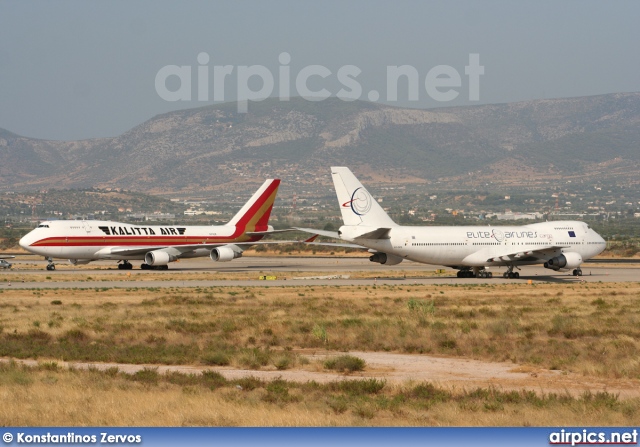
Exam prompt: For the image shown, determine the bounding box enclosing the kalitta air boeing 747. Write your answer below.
[20,179,282,271]
[297,167,607,278]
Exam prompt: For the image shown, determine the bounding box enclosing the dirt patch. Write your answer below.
[6,351,639,399]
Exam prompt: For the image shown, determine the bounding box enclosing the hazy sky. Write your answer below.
[1,0,639,140]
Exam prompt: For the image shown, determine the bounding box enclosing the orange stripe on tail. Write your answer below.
[228,179,281,234]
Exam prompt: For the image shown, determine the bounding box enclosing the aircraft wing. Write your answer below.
[293,227,370,249]
[245,229,295,236]
[303,241,367,249]
[485,245,568,263]
[293,227,341,239]
[97,241,303,258]
[294,227,392,240]
[297,234,366,249]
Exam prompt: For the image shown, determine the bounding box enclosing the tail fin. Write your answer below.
[228,179,281,232]
[331,167,397,227]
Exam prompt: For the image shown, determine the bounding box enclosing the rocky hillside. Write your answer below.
[1,93,639,193]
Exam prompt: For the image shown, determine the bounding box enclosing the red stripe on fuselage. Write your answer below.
[30,235,264,247]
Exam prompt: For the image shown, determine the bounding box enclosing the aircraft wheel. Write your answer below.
[514,272,520,278]
[457,271,462,278]
[503,272,508,278]
[576,269,582,276]
[46,264,55,271]
[488,272,493,278]
[161,265,169,270]
[507,272,514,279]
[141,264,149,270]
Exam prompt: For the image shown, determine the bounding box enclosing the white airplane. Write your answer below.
[19,179,283,271]
[297,167,607,278]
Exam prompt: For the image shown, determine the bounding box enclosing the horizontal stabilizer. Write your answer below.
[354,228,391,240]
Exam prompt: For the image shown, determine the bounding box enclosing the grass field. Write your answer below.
[0,360,637,426]
[1,281,639,425]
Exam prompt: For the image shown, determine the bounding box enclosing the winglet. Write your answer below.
[304,234,319,243]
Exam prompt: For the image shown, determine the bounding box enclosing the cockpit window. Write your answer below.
[37,224,50,228]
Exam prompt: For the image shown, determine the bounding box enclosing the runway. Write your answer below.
[1,256,638,289]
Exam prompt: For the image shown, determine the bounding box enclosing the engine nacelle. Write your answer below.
[145,250,175,266]
[544,252,583,271]
[68,259,92,265]
[210,246,242,262]
[369,252,403,265]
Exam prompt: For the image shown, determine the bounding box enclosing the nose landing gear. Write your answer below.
[45,258,56,271]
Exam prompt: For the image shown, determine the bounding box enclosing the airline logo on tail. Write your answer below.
[341,187,373,216]
[234,179,280,233]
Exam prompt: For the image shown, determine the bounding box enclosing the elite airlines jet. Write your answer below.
[20,179,282,271]
[297,167,607,278]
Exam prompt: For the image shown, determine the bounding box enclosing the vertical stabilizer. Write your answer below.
[228,179,281,232]
[331,167,397,227]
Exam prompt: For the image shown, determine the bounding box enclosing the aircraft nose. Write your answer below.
[19,233,32,250]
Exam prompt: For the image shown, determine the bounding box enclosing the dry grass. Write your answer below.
[2,281,640,426]
[1,282,640,379]
[0,361,637,426]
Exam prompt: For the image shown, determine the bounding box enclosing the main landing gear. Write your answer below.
[45,257,56,271]
[572,268,583,277]
[456,268,493,278]
[502,264,520,279]
[140,263,169,270]
[118,261,168,270]
[118,261,133,270]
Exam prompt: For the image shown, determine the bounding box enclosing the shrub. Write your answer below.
[202,352,231,366]
[328,378,386,395]
[59,329,90,343]
[238,348,271,369]
[410,383,451,403]
[326,395,349,414]
[129,368,159,385]
[324,355,366,373]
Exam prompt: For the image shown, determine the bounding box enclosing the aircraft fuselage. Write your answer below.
[340,220,606,267]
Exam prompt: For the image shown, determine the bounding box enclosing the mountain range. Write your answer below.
[1,93,639,194]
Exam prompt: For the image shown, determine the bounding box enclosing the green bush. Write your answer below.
[324,355,366,372]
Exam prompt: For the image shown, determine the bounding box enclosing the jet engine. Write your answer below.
[210,246,242,262]
[68,259,92,265]
[145,250,176,266]
[369,252,403,265]
[544,252,583,271]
